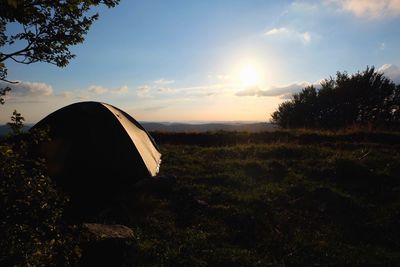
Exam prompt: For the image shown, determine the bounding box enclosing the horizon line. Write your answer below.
[1,120,269,126]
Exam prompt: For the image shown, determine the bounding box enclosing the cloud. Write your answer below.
[86,84,129,96]
[265,27,289,35]
[54,84,129,100]
[300,32,311,44]
[136,85,151,97]
[134,79,177,96]
[328,0,400,19]
[154,79,175,85]
[291,1,319,12]
[1,80,53,97]
[177,83,231,98]
[207,74,231,82]
[88,85,108,95]
[56,91,73,98]
[235,86,263,97]
[379,64,400,84]
[236,81,320,98]
[150,74,236,98]
[112,85,129,95]
[142,106,166,111]
[265,27,312,44]
[236,64,400,99]
[157,87,175,93]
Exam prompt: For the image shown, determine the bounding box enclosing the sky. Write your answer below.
[1,0,400,123]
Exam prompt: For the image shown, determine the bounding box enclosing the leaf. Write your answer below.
[7,0,18,8]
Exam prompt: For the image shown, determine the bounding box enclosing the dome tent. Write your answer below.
[32,101,161,215]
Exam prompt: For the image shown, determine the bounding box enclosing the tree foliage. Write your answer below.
[7,109,24,134]
[0,1,121,265]
[0,82,10,104]
[0,0,119,102]
[271,67,400,129]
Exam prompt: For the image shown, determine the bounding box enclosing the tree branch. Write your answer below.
[0,77,18,84]
[0,42,33,62]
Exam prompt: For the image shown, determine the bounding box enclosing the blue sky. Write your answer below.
[1,0,400,123]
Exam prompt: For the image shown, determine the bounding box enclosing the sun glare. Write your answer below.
[239,65,258,87]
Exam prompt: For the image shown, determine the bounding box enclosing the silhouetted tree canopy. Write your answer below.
[0,0,119,103]
[271,67,400,129]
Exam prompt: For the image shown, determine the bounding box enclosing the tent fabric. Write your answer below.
[101,103,161,176]
[32,101,162,214]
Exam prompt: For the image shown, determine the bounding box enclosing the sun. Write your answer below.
[239,65,258,87]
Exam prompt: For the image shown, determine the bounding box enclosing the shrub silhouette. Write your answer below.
[0,129,80,266]
[271,67,400,129]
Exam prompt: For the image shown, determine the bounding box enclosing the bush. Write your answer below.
[271,67,400,129]
[0,129,80,266]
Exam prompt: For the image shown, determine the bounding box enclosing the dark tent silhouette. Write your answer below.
[32,101,162,216]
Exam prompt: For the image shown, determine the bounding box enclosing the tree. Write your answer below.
[271,67,400,129]
[0,1,121,265]
[7,109,24,134]
[0,0,120,103]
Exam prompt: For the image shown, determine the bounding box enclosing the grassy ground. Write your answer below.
[100,130,400,266]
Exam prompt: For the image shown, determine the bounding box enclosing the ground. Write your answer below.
[95,130,400,267]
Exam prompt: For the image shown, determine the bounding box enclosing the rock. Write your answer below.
[80,224,135,267]
[82,223,134,240]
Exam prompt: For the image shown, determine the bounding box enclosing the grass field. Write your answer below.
[96,130,400,266]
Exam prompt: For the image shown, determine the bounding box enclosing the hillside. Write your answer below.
[0,122,273,137]
[0,124,32,136]
[141,122,275,133]
[92,129,400,266]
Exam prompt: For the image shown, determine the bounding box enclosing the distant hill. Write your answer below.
[141,122,275,133]
[0,124,32,137]
[0,122,275,137]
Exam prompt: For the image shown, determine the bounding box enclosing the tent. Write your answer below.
[32,101,162,214]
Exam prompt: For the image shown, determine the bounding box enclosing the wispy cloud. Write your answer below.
[236,63,400,99]
[145,83,226,98]
[112,85,129,95]
[328,0,400,19]
[379,64,400,84]
[134,78,178,97]
[207,74,232,82]
[88,85,108,95]
[300,32,311,44]
[136,85,151,97]
[0,80,55,104]
[56,91,73,98]
[142,105,167,112]
[87,84,129,96]
[138,77,232,98]
[177,83,233,98]
[265,27,313,44]
[236,81,321,98]
[291,1,319,13]
[157,87,175,93]
[55,84,130,100]
[1,80,53,97]
[154,79,175,85]
[265,27,290,36]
